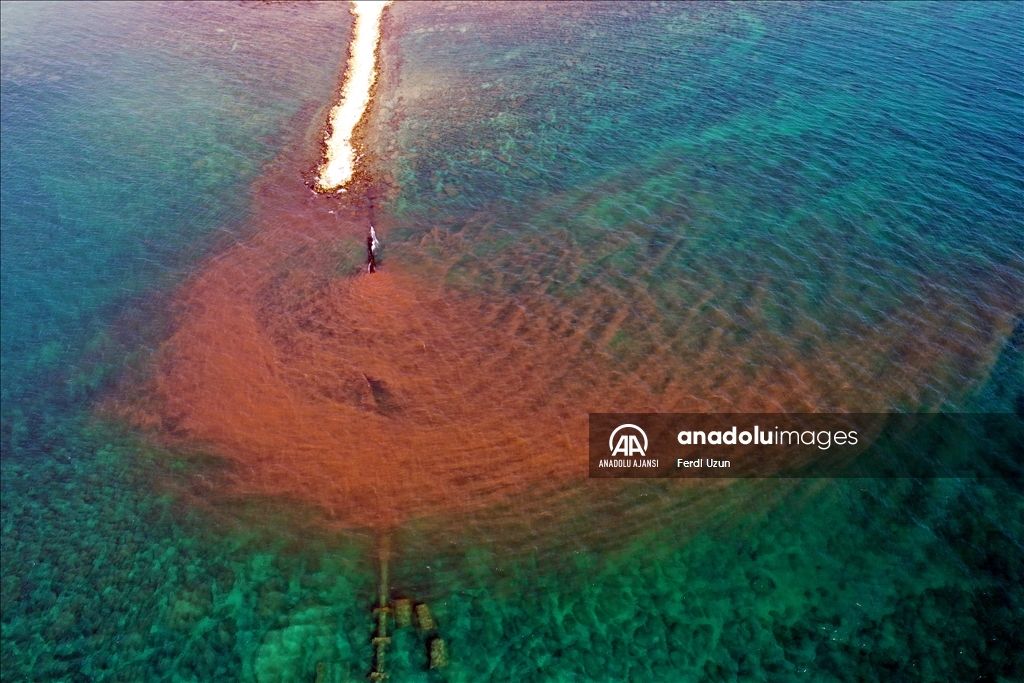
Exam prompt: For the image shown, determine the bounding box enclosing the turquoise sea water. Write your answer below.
[2,2,1022,682]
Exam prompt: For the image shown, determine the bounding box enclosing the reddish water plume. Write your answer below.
[107,134,633,529]
[109,108,1021,534]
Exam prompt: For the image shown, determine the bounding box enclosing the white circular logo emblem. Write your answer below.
[609,424,648,457]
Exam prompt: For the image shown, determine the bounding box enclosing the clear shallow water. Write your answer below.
[2,2,1022,682]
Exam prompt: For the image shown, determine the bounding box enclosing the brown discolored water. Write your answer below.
[98,2,1022,540]
[107,112,1019,538]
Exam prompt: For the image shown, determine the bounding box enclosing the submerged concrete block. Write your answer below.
[414,603,435,632]
[393,598,413,628]
[428,637,448,669]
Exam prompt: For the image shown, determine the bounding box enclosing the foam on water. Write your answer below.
[315,1,391,192]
